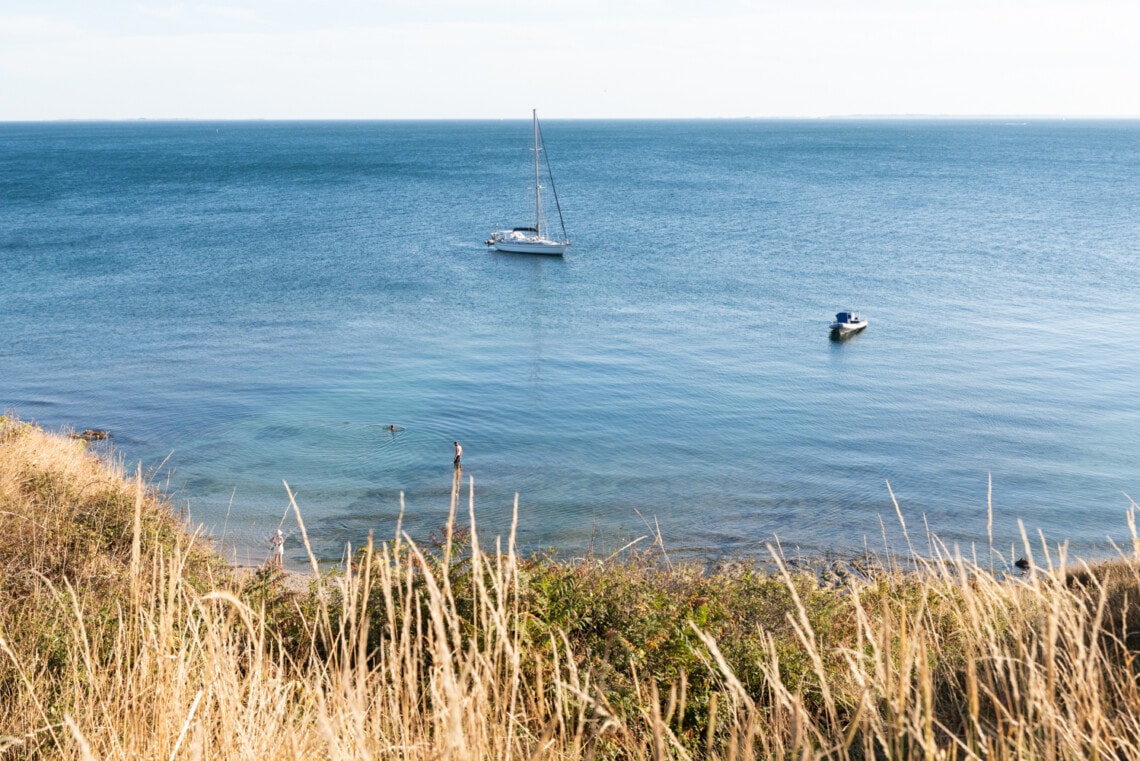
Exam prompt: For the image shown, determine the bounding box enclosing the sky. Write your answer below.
[2,0,1139,120]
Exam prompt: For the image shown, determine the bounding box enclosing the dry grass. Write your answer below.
[3,414,1140,759]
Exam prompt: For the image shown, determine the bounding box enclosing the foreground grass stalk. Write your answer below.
[4,415,1140,758]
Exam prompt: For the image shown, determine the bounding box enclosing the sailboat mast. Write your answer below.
[532,109,541,238]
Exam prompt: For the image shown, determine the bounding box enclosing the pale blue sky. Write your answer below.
[2,0,1138,119]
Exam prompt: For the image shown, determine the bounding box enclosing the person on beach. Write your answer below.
[453,440,463,466]
[270,529,284,570]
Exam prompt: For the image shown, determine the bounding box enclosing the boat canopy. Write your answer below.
[835,312,854,322]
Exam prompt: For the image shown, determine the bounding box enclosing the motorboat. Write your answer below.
[486,110,571,256]
[829,310,868,336]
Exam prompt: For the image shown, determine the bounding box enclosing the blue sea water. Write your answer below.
[3,119,1139,567]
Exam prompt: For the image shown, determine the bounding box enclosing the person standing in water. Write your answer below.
[453,440,463,466]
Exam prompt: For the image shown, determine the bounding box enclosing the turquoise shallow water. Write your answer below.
[3,119,1139,566]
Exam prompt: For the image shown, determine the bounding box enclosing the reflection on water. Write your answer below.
[829,328,866,344]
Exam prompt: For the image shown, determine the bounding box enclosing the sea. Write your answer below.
[3,119,1139,568]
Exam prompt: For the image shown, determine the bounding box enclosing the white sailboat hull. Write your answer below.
[491,236,569,255]
[494,243,568,255]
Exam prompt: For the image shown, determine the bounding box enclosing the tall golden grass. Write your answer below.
[2,414,1140,759]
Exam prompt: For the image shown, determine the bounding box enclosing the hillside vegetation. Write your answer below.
[2,414,1140,759]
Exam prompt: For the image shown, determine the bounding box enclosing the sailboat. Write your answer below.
[486,110,571,256]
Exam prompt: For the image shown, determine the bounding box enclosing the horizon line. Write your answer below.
[4,114,1140,124]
